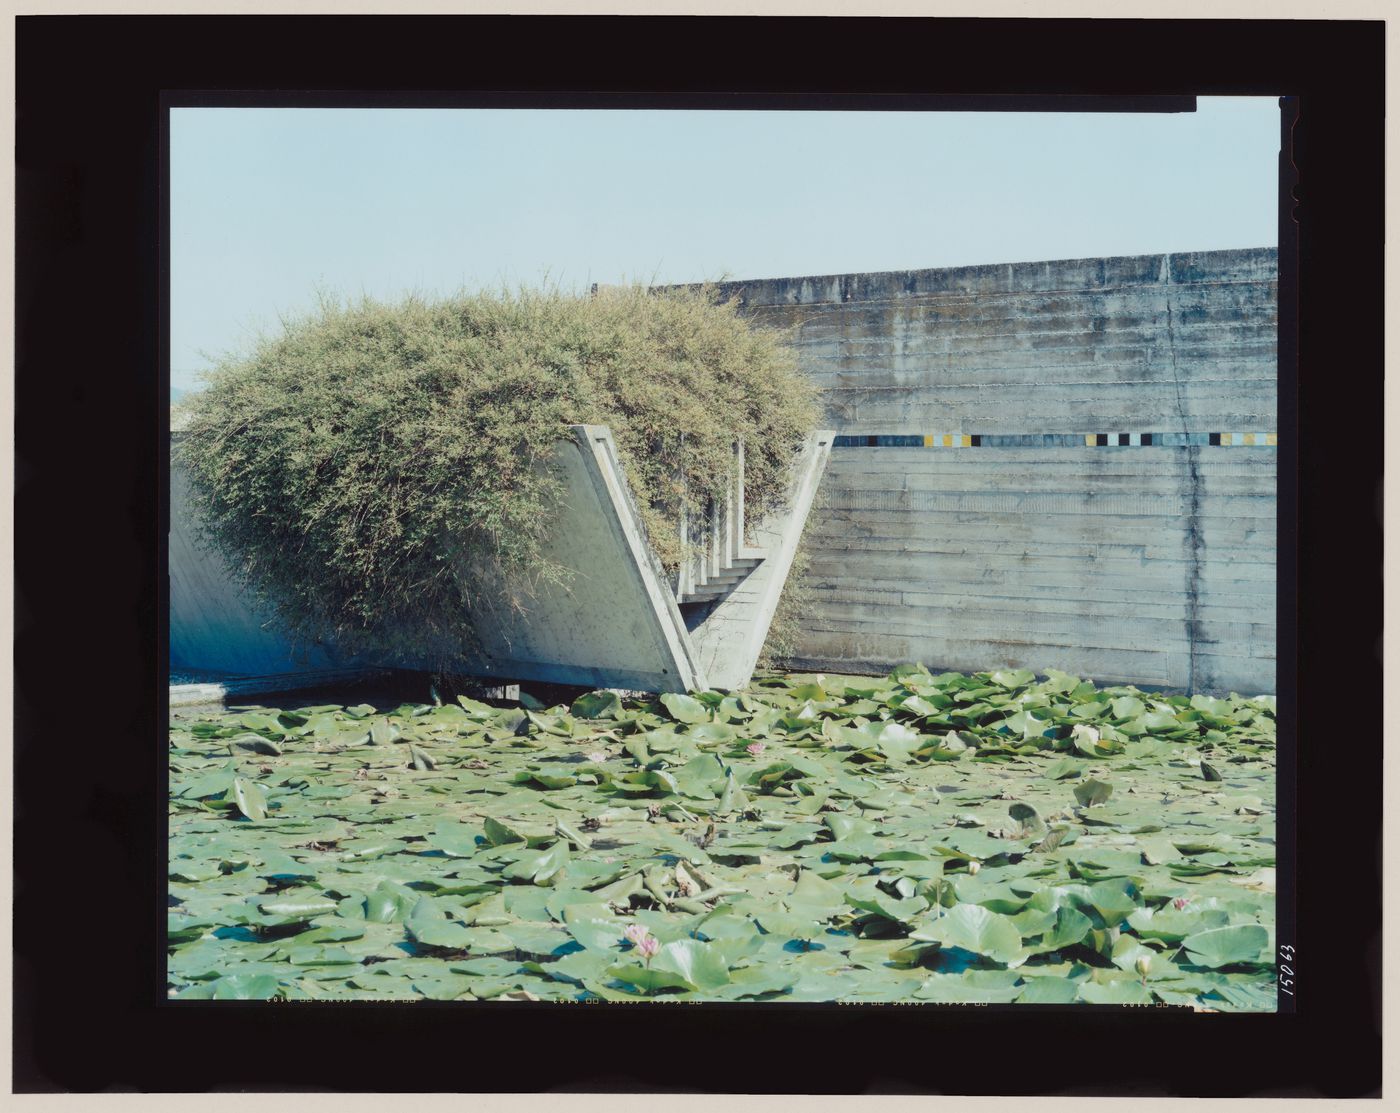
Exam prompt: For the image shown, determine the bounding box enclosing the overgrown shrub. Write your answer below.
[176,284,819,668]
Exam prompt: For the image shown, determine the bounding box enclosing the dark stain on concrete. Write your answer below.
[1162,256,1205,692]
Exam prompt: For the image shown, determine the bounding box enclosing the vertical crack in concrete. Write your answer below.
[1162,255,1202,693]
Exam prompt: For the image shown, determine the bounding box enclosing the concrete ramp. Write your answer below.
[170,424,833,695]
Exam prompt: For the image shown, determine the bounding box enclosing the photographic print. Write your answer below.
[166,98,1281,1010]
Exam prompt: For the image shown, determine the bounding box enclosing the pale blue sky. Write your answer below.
[170,98,1280,393]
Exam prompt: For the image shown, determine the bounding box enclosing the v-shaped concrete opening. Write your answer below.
[170,425,833,695]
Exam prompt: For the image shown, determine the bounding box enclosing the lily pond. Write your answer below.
[168,666,1277,1008]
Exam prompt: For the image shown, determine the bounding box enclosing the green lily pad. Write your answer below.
[659,693,711,724]
[1073,778,1114,807]
[571,691,623,719]
[910,903,1024,965]
[1181,925,1269,968]
[225,776,268,822]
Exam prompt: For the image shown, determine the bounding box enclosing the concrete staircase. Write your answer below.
[675,440,769,605]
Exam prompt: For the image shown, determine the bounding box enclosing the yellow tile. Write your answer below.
[1084,433,1095,446]
[942,434,953,447]
[1244,433,1256,446]
[1266,433,1277,445]
[960,434,972,447]
[923,434,934,447]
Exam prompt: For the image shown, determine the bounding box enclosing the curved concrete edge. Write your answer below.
[689,431,834,690]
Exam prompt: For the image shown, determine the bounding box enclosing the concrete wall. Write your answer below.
[712,248,1277,695]
[169,455,340,677]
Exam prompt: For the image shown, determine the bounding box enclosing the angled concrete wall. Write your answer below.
[712,248,1278,695]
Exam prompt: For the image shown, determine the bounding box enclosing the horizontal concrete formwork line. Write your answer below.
[807,574,1275,607]
[805,548,1276,581]
[814,375,1276,404]
[806,540,1276,571]
[823,472,1276,497]
[809,579,1275,609]
[784,292,1278,322]
[784,643,1276,697]
[807,544,1275,575]
[810,509,1276,535]
[820,479,1275,499]
[817,492,1282,512]
[802,561,1276,596]
[792,306,1278,337]
[805,540,1279,575]
[806,599,1273,644]
[771,286,1279,321]
[817,492,1277,519]
[828,397,1282,420]
[817,395,1277,422]
[820,474,1277,495]
[806,354,1276,378]
[801,342,1278,376]
[813,512,1279,536]
[807,529,1277,559]
[806,590,1276,635]
[810,584,1271,623]
[805,572,1274,604]
[733,271,1277,312]
[806,580,1274,611]
[805,363,1277,390]
[788,313,1279,345]
[812,359,1278,384]
[820,394,1275,423]
[786,634,1189,691]
[809,507,1277,536]
[823,394,1277,424]
[805,531,1277,567]
[794,323,1279,360]
[797,619,1276,667]
[781,294,1277,325]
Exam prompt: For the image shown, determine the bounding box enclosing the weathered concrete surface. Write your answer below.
[710,248,1277,695]
[689,431,833,689]
[410,425,708,692]
[169,458,341,678]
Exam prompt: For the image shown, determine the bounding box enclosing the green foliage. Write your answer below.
[168,669,1277,1006]
[176,284,818,667]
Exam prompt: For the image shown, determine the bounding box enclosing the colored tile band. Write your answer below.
[831,432,1279,448]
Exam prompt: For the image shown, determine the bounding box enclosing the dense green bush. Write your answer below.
[176,284,819,668]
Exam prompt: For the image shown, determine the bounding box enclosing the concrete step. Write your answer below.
[678,554,766,603]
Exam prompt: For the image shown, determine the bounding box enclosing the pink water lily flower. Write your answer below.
[585,750,609,764]
[623,923,661,959]
[1172,896,1192,911]
[746,741,766,756]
